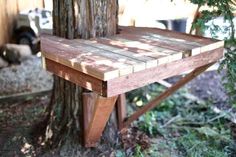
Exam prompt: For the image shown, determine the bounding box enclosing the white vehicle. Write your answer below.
[14,8,53,53]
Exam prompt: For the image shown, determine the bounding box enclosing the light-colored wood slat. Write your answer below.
[98,37,178,57]
[119,26,218,45]
[106,47,223,97]
[117,27,224,56]
[75,39,158,69]
[42,36,141,80]
[139,33,224,55]
[97,37,184,64]
[115,33,191,52]
[41,38,119,79]
[93,39,158,68]
[115,33,200,56]
[119,27,224,54]
[42,42,120,80]
[117,32,202,49]
[66,40,146,73]
[42,35,150,79]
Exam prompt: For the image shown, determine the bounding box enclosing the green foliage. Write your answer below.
[115,150,126,157]
[189,0,236,107]
[134,145,145,157]
[127,84,235,156]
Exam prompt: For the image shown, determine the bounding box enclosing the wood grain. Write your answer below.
[106,47,223,97]
[44,58,107,96]
[83,92,97,145]
[116,94,127,131]
[84,95,118,147]
[41,26,224,81]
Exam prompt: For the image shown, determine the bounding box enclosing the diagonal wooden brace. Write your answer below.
[83,93,117,147]
[122,62,215,129]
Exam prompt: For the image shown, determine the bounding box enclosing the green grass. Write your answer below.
[123,83,235,157]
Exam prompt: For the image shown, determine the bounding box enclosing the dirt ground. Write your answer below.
[0,56,232,156]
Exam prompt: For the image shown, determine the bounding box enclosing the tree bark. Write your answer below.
[39,0,119,152]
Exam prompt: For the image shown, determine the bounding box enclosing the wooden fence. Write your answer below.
[0,0,44,46]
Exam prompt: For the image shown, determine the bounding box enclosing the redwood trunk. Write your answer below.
[41,0,119,151]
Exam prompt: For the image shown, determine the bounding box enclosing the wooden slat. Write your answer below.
[41,36,124,80]
[111,34,192,52]
[119,26,218,45]
[83,92,97,145]
[42,35,148,80]
[67,40,146,73]
[44,58,107,96]
[116,27,224,56]
[98,37,179,57]
[119,26,224,55]
[41,26,224,82]
[84,95,118,147]
[115,33,202,51]
[96,38,184,65]
[106,47,223,97]
[123,62,214,128]
[75,39,158,68]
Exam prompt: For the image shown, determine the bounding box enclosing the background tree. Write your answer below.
[37,0,119,153]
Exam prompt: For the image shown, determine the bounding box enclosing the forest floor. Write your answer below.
[0,56,235,157]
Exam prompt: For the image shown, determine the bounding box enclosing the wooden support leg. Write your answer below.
[83,93,117,147]
[116,94,127,132]
[123,63,214,128]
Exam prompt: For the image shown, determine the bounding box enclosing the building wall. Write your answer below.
[0,0,44,46]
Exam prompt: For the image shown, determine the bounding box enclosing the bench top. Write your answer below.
[41,26,224,81]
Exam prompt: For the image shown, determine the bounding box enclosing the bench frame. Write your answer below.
[43,46,223,147]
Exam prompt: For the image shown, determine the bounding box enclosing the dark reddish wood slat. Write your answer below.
[116,94,127,131]
[106,47,223,97]
[44,58,107,96]
[84,95,118,147]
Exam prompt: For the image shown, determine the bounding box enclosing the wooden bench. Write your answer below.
[41,26,224,147]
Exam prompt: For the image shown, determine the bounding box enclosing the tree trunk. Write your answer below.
[38,0,119,153]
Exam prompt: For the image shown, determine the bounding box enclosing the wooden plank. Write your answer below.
[123,62,214,128]
[116,94,127,131]
[42,35,147,80]
[41,26,224,81]
[75,39,158,69]
[67,40,146,73]
[106,47,224,97]
[83,92,97,144]
[44,58,107,96]
[41,36,119,79]
[44,35,147,69]
[84,95,118,147]
[119,26,219,45]
[96,38,184,65]
[116,27,224,56]
[111,33,191,52]
[116,33,201,50]
[97,37,179,58]
[41,36,122,80]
